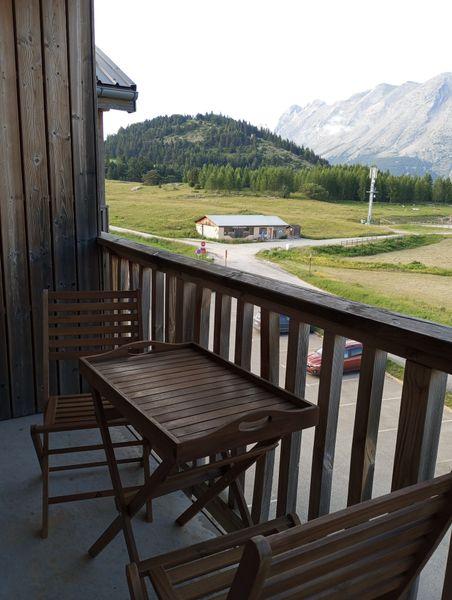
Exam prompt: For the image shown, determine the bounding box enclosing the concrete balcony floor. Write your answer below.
[1,416,217,599]
[1,414,450,599]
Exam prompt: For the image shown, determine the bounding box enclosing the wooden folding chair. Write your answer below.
[30,289,152,538]
[127,471,452,599]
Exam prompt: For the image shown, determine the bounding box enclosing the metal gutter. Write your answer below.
[96,84,138,102]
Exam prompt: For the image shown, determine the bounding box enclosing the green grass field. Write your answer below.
[109,231,202,259]
[262,236,452,277]
[385,359,452,408]
[260,237,452,326]
[106,180,452,240]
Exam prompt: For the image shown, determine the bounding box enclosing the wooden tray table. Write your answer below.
[79,341,318,565]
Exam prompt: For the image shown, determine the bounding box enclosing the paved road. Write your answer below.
[111,225,397,292]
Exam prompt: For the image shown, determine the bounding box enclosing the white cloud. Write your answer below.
[94,0,452,136]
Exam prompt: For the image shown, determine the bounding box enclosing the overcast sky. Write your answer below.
[95,0,451,137]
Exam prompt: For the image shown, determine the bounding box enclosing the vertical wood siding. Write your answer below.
[0,0,100,418]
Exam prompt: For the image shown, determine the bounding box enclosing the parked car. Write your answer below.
[307,340,363,376]
[253,311,290,334]
[253,310,315,335]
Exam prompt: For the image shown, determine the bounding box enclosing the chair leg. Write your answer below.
[142,442,153,522]
[41,432,49,539]
[30,425,44,472]
[126,563,149,600]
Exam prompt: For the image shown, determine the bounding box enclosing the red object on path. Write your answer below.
[201,240,206,247]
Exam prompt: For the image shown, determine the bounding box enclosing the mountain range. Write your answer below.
[276,73,452,177]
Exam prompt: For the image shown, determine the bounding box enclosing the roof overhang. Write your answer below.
[197,215,290,227]
[95,47,138,113]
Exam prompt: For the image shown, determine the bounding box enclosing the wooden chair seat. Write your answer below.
[127,473,452,600]
[126,515,300,600]
[43,393,127,430]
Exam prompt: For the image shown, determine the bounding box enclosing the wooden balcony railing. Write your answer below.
[98,231,452,587]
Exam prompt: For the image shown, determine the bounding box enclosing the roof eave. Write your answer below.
[96,84,138,113]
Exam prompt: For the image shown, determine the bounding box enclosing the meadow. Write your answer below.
[106,180,452,240]
[260,236,452,327]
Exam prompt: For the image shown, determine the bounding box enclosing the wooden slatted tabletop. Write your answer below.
[80,341,319,562]
[80,341,318,461]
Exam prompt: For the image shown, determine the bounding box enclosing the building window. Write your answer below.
[224,226,250,238]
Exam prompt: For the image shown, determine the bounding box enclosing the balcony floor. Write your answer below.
[1,414,450,599]
[1,415,218,600]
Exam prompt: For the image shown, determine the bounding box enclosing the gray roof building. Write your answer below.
[199,215,289,227]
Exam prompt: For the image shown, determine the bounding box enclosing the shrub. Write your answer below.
[301,183,329,200]
[143,169,161,186]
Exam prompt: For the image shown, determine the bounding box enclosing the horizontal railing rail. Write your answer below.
[98,233,452,373]
[98,232,451,596]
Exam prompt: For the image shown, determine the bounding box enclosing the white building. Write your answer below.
[195,215,291,240]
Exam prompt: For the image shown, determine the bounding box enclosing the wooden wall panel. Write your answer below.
[15,0,55,408]
[41,0,77,293]
[0,0,100,418]
[0,0,36,416]
[0,254,11,419]
[67,0,100,291]
[42,0,79,394]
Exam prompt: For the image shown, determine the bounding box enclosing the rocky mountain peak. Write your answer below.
[276,73,452,177]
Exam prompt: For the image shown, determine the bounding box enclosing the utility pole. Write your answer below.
[366,166,378,225]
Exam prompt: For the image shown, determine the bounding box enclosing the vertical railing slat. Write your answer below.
[119,258,129,291]
[228,299,253,511]
[193,284,203,344]
[285,321,310,396]
[392,361,447,490]
[110,254,119,291]
[234,299,253,371]
[260,308,280,383]
[199,288,212,348]
[277,320,310,517]
[151,269,164,341]
[165,273,184,343]
[102,248,111,291]
[130,262,140,291]
[347,347,387,506]
[213,292,232,359]
[391,362,447,600]
[182,282,196,342]
[252,308,280,522]
[193,286,212,348]
[193,286,210,347]
[140,267,151,340]
[309,332,346,520]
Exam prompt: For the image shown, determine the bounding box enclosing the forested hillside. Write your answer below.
[105,113,327,182]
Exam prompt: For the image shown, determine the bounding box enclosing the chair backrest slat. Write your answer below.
[43,289,142,400]
[228,472,452,600]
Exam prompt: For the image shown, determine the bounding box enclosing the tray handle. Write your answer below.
[83,339,191,361]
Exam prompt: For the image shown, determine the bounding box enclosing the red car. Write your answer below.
[306,340,363,376]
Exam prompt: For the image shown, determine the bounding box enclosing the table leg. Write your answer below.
[88,443,175,558]
[176,454,260,527]
[92,389,140,564]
